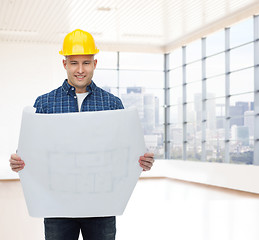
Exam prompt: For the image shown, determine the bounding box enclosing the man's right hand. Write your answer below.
[9,154,25,172]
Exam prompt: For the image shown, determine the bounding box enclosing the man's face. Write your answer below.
[63,55,97,93]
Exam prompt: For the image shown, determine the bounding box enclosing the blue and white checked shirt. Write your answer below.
[33,80,124,113]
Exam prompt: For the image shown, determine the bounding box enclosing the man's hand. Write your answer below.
[139,152,154,171]
[9,154,25,172]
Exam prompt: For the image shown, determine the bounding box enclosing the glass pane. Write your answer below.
[230,44,254,72]
[230,93,254,119]
[96,51,117,69]
[170,105,182,125]
[207,140,225,163]
[186,39,201,63]
[230,137,254,165]
[169,67,182,87]
[206,98,217,130]
[206,30,225,56]
[186,81,202,103]
[230,114,254,137]
[230,17,253,48]
[119,70,163,89]
[206,53,225,78]
[186,61,202,83]
[207,76,225,98]
[94,70,118,88]
[120,52,164,70]
[186,103,196,123]
[187,144,201,161]
[206,98,226,150]
[244,112,255,138]
[170,85,182,105]
[230,68,254,95]
[170,132,183,160]
[144,125,164,159]
[169,48,182,69]
[120,88,164,119]
[120,88,164,143]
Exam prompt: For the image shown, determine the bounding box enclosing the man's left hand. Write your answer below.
[139,153,154,171]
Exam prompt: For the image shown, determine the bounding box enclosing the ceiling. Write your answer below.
[1,0,259,53]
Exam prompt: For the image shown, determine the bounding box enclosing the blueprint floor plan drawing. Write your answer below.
[48,147,130,194]
[18,107,145,217]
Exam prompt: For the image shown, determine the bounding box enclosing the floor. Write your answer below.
[116,178,259,240]
[2,178,259,240]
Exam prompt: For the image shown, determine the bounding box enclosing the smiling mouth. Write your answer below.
[75,75,85,80]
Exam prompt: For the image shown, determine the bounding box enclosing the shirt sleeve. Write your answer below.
[115,97,124,110]
[33,96,45,113]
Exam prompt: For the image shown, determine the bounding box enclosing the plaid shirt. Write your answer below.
[33,80,124,113]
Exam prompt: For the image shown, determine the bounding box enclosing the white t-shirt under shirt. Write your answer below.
[76,92,89,112]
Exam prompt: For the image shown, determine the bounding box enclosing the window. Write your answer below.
[95,51,164,158]
[168,16,256,165]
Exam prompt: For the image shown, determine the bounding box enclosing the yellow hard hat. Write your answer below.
[59,29,99,56]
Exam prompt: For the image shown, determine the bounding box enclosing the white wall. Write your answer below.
[0,42,66,178]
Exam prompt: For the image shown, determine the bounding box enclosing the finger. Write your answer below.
[139,159,153,169]
[139,156,155,164]
[10,153,21,161]
[10,163,24,169]
[139,162,152,171]
[9,159,24,165]
[144,152,154,158]
[11,167,24,172]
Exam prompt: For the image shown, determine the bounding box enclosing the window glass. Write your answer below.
[230,17,253,48]
[186,39,201,63]
[169,67,182,87]
[186,61,202,83]
[171,143,183,159]
[229,93,254,115]
[206,53,225,78]
[96,51,117,69]
[119,70,163,89]
[207,140,225,163]
[230,43,254,72]
[186,81,202,103]
[169,48,182,69]
[230,68,254,95]
[94,70,118,88]
[120,52,164,70]
[186,122,202,161]
[206,30,225,56]
[119,85,164,158]
[170,104,182,126]
[207,76,225,98]
[186,103,196,123]
[170,85,182,105]
[229,136,254,165]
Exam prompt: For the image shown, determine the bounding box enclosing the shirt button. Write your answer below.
[74,96,77,99]
[72,88,74,90]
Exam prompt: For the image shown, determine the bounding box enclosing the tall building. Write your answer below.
[230,102,249,127]
[244,111,254,137]
[194,93,216,131]
[121,87,159,134]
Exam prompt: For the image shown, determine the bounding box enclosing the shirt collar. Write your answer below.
[62,79,97,95]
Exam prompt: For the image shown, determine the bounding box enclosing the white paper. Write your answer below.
[18,106,145,218]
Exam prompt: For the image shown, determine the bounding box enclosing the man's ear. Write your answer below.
[63,59,67,70]
[94,59,97,69]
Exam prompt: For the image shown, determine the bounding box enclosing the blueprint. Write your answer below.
[18,106,145,218]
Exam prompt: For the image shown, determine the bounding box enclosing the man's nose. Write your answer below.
[77,63,84,73]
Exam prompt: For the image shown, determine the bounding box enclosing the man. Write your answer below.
[9,29,154,240]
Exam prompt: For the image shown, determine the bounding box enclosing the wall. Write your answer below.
[0,180,43,240]
[0,42,66,178]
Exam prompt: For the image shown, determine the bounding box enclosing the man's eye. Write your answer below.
[84,62,90,65]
